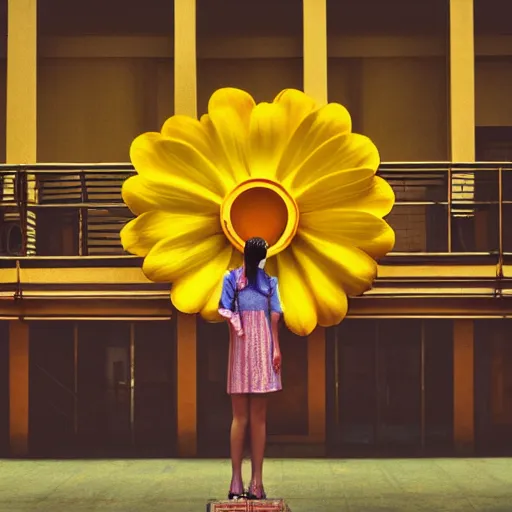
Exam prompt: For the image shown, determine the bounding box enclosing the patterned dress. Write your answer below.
[218,267,283,395]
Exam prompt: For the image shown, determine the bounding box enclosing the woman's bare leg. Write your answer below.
[249,394,268,493]
[230,394,249,494]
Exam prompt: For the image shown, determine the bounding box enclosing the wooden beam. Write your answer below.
[3,296,512,320]
[453,319,475,453]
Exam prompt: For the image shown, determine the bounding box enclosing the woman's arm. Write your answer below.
[269,277,283,368]
[271,312,281,354]
[218,271,243,336]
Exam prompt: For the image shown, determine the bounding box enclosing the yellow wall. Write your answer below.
[197,58,303,117]
[0,63,6,162]
[35,52,450,163]
[476,57,512,127]
[0,8,510,164]
[330,57,449,161]
[37,58,174,162]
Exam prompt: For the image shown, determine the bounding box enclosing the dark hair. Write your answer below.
[244,237,268,284]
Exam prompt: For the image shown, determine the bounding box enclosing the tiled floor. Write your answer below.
[1,458,512,511]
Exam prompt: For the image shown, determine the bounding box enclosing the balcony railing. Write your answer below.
[1,162,512,262]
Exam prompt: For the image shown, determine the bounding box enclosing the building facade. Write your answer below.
[1,0,512,458]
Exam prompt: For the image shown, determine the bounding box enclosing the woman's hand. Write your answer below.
[273,349,282,374]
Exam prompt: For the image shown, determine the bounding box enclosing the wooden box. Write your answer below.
[206,499,290,512]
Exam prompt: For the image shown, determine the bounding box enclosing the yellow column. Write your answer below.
[9,321,30,456]
[453,320,474,453]
[303,0,328,105]
[449,0,475,161]
[450,0,475,454]
[174,0,197,456]
[174,0,197,119]
[6,0,37,457]
[303,0,328,443]
[7,0,37,163]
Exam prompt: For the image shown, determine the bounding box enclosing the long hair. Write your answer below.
[244,237,268,284]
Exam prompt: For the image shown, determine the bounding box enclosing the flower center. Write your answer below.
[221,179,299,257]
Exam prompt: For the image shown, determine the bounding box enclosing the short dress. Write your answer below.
[218,267,283,395]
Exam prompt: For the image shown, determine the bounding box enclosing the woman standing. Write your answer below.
[218,237,283,500]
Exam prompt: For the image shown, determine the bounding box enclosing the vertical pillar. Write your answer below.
[303,0,328,105]
[449,0,475,162]
[453,320,474,453]
[9,321,29,456]
[6,0,37,164]
[303,0,328,443]
[174,0,197,119]
[6,0,37,457]
[174,0,198,458]
[450,0,476,454]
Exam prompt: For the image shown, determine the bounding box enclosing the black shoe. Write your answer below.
[228,481,246,500]
[228,491,246,500]
[247,482,266,500]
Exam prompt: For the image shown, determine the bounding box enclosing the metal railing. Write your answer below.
[1,162,512,261]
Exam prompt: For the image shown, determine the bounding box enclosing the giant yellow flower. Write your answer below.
[121,88,395,336]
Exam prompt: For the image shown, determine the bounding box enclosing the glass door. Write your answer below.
[29,322,76,456]
[377,321,421,449]
[77,321,131,455]
[133,321,177,456]
[331,319,454,456]
[475,319,512,455]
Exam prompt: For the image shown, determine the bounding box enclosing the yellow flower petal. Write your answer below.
[208,88,255,123]
[336,176,395,217]
[277,102,352,183]
[160,115,236,192]
[120,211,220,258]
[130,132,224,201]
[171,244,233,314]
[122,175,220,216]
[247,102,289,179]
[286,133,380,191]
[208,88,255,183]
[291,242,348,327]
[294,167,375,213]
[143,233,227,283]
[276,249,317,336]
[298,231,378,297]
[300,210,395,260]
[200,250,244,322]
[273,89,317,142]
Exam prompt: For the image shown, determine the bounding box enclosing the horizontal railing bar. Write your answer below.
[0,162,511,172]
[2,203,130,209]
